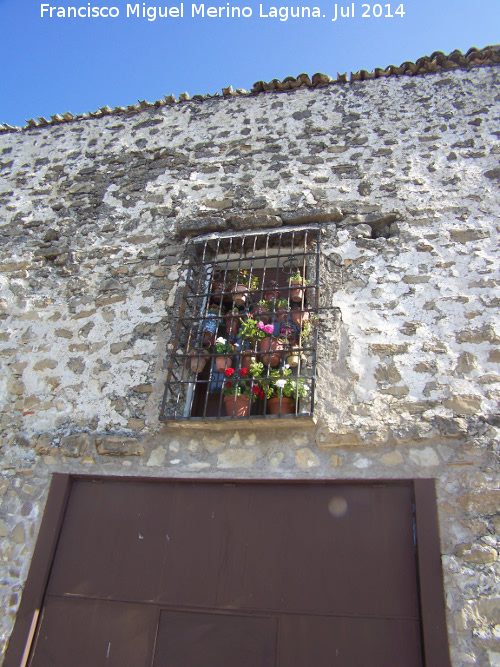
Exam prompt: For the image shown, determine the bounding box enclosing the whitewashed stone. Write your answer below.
[408,447,440,467]
[146,446,167,467]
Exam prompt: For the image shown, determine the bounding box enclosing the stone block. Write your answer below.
[369,343,408,357]
[96,436,144,456]
[177,216,228,236]
[55,328,73,339]
[217,449,256,468]
[456,325,500,344]
[449,229,490,243]
[33,359,58,371]
[317,429,363,447]
[204,198,233,211]
[133,384,153,393]
[443,395,482,415]
[295,448,319,468]
[60,433,93,457]
[458,490,500,515]
[408,447,440,467]
[454,542,497,564]
[381,450,404,465]
[229,214,282,230]
[281,208,343,224]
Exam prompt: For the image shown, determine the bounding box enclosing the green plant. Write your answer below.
[238,316,274,343]
[228,269,259,291]
[300,313,318,340]
[223,367,260,399]
[289,270,309,285]
[214,337,235,355]
[257,365,311,400]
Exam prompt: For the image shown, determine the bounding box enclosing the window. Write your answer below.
[160,225,321,421]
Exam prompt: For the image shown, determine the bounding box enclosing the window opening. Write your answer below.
[160,226,321,421]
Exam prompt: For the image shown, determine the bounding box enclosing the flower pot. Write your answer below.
[232,284,249,307]
[289,280,305,303]
[264,287,280,302]
[251,305,270,324]
[215,355,233,372]
[267,396,295,415]
[240,350,256,371]
[225,313,241,336]
[211,281,224,304]
[188,349,209,374]
[291,309,310,326]
[286,348,306,368]
[223,394,251,417]
[258,337,284,367]
[275,306,289,323]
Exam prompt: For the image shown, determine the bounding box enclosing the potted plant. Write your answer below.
[238,315,270,347]
[210,272,225,304]
[257,326,286,367]
[274,298,289,323]
[229,269,259,307]
[225,308,241,336]
[290,308,310,327]
[286,346,306,368]
[188,348,210,374]
[289,270,308,303]
[213,337,236,372]
[251,299,271,324]
[260,367,311,415]
[222,368,260,417]
[263,280,280,302]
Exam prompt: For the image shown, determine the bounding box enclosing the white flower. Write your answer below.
[275,379,287,388]
[215,337,226,344]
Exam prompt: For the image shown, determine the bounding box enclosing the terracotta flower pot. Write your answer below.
[232,284,248,307]
[264,288,280,302]
[251,305,270,324]
[291,309,310,326]
[276,306,289,323]
[211,281,224,303]
[289,280,305,303]
[225,313,241,336]
[241,350,256,371]
[188,349,209,374]
[267,396,295,415]
[215,355,233,372]
[258,337,284,367]
[223,394,251,417]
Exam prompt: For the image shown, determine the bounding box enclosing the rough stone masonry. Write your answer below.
[0,55,499,665]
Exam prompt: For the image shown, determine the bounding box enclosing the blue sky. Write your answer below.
[0,0,498,126]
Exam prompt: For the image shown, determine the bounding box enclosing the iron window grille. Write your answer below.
[160,225,321,421]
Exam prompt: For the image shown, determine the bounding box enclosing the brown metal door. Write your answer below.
[26,478,426,666]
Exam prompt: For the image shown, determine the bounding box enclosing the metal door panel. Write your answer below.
[28,595,158,667]
[278,615,423,666]
[153,609,277,666]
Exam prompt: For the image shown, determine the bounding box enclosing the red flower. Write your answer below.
[252,385,260,395]
[224,381,233,388]
[224,367,235,376]
[238,368,248,377]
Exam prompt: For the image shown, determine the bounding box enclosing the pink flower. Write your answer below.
[257,321,265,330]
[264,324,274,334]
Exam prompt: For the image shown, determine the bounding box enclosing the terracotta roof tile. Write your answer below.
[1,45,499,133]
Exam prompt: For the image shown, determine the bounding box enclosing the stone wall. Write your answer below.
[0,63,499,665]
